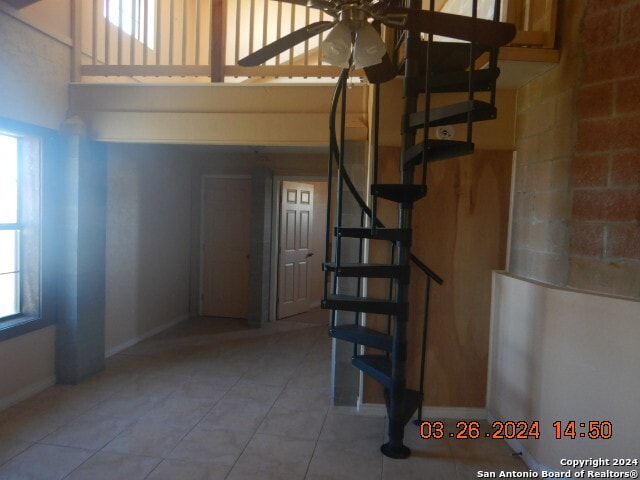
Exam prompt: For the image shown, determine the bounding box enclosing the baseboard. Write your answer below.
[357,401,487,421]
[105,314,189,358]
[487,411,555,473]
[0,376,56,413]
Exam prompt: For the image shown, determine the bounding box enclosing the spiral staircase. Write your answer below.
[321,0,514,459]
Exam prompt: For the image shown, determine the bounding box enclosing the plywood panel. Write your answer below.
[363,148,513,408]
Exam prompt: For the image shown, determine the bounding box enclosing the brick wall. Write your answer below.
[569,0,640,297]
[509,0,582,285]
[510,0,640,299]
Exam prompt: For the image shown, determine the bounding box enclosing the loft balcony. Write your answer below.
[71,0,559,86]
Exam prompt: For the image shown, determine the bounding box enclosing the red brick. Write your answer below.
[611,152,640,185]
[572,154,610,187]
[618,40,640,77]
[622,2,640,42]
[584,41,640,83]
[583,10,621,50]
[576,119,612,153]
[607,224,640,259]
[572,189,640,221]
[585,0,630,17]
[571,222,605,256]
[616,76,640,114]
[577,83,614,119]
[576,115,640,153]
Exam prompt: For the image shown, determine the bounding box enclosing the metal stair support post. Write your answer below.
[379,0,422,460]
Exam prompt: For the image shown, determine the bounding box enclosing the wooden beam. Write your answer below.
[211,0,226,82]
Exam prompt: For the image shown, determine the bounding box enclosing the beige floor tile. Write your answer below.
[0,434,32,465]
[200,397,272,432]
[147,459,231,480]
[258,403,328,440]
[240,364,298,386]
[85,393,165,421]
[64,451,162,480]
[222,381,284,406]
[271,385,331,412]
[0,443,94,480]
[171,379,231,401]
[318,412,386,447]
[306,442,383,480]
[231,433,316,479]
[167,424,253,465]
[42,414,133,450]
[0,406,69,442]
[140,394,216,427]
[102,418,192,457]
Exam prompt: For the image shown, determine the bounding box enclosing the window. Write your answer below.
[104,0,156,49]
[0,134,20,319]
[0,127,44,339]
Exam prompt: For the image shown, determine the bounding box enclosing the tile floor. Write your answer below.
[0,309,527,479]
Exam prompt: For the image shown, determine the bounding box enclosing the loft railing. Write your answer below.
[504,0,557,48]
[72,0,557,82]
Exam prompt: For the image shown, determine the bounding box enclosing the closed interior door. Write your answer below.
[201,177,251,318]
[277,181,314,319]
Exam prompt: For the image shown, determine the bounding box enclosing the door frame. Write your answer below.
[269,175,327,321]
[198,174,252,316]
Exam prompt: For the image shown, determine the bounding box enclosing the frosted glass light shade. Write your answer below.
[353,24,386,69]
[321,22,352,68]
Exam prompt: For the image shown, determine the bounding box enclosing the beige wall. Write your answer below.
[0,7,70,129]
[489,272,640,469]
[105,143,192,355]
[0,327,55,410]
[310,182,328,308]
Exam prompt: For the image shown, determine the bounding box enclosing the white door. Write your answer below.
[277,181,314,319]
[200,177,251,318]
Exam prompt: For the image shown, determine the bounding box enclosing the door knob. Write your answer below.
[306,252,314,258]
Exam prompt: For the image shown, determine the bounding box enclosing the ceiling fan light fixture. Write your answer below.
[321,22,352,68]
[353,23,386,69]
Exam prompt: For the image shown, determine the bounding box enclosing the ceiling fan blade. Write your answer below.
[238,21,335,67]
[382,8,516,47]
[363,53,397,84]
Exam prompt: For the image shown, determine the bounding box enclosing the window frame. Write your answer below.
[0,118,56,342]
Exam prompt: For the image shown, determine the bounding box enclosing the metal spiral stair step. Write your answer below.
[323,262,409,280]
[322,294,407,316]
[408,100,497,129]
[403,140,475,169]
[417,41,492,75]
[335,227,412,245]
[329,324,393,352]
[428,67,500,93]
[371,184,427,203]
[352,354,392,388]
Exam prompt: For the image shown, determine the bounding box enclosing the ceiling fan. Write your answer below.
[237,0,516,83]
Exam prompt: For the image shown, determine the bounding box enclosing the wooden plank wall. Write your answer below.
[363,147,513,407]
